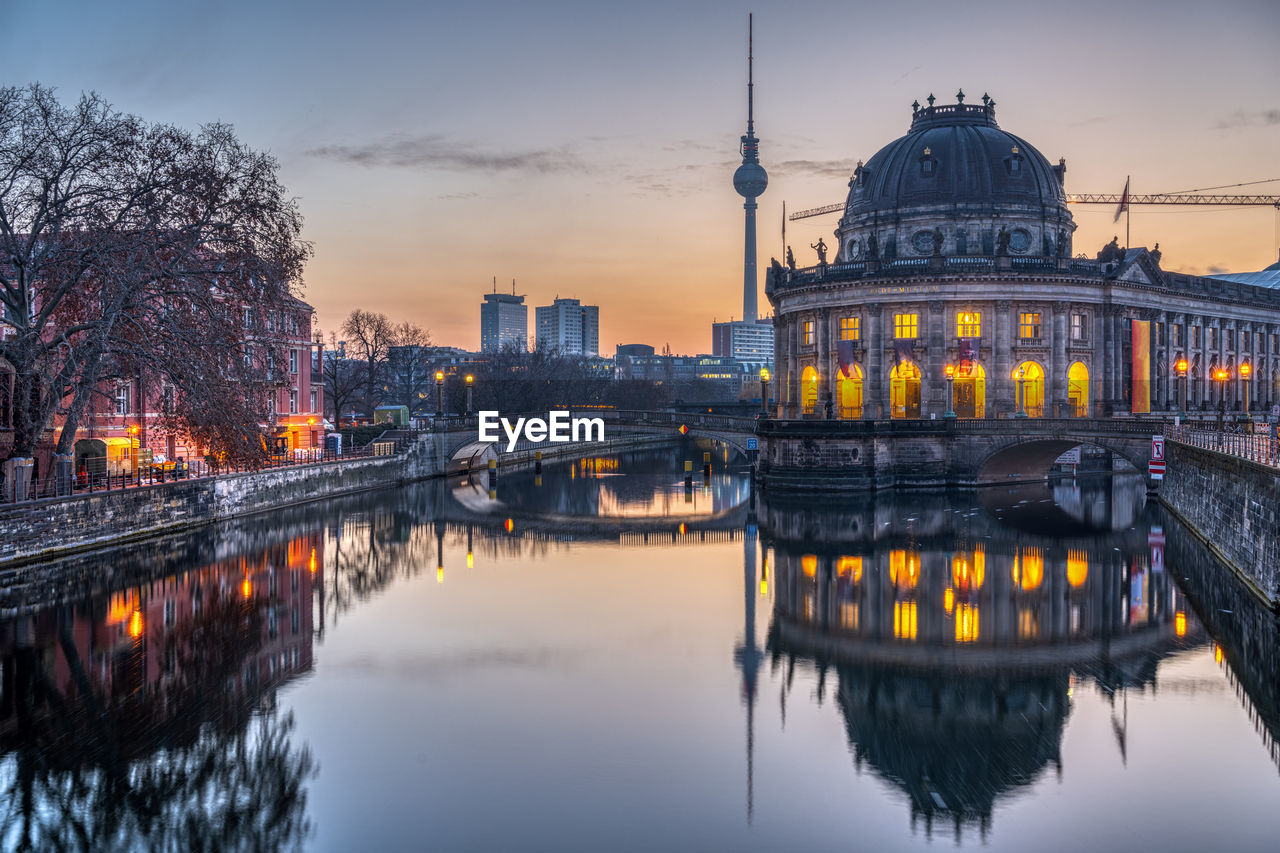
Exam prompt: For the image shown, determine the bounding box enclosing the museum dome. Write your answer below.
[834,92,1074,262]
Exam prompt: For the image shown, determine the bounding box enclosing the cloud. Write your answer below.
[1208,264,1230,274]
[773,158,856,179]
[1214,109,1280,129]
[306,134,584,174]
[436,191,479,201]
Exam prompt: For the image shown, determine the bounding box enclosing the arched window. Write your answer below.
[800,365,819,415]
[890,362,921,418]
[954,362,986,418]
[1013,361,1045,417]
[837,364,863,419]
[1067,362,1089,417]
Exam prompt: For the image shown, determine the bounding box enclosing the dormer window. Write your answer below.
[1004,146,1023,176]
[919,147,937,177]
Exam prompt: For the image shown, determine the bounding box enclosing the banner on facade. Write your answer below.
[837,339,857,377]
[959,338,978,375]
[1132,320,1151,413]
[893,338,914,367]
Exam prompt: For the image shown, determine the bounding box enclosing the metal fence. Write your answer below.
[1168,423,1280,468]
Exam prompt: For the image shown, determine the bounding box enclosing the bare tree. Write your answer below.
[0,85,310,464]
[339,309,393,416]
[320,330,364,424]
[384,321,433,413]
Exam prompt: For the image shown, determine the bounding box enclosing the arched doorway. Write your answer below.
[1013,361,1045,417]
[954,362,986,418]
[838,365,863,419]
[890,362,921,419]
[1067,362,1089,417]
[800,365,819,415]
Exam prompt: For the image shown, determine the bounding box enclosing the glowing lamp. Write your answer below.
[465,374,474,385]
[435,371,444,382]
[760,368,770,381]
[1240,362,1252,377]
[1174,358,1189,374]
[944,364,955,379]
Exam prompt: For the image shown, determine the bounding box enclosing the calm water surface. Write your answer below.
[2,443,1278,851]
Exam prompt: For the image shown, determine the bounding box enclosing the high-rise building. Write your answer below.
[712,317,774,368]
[480,285,527,353]
[535,297,599,356]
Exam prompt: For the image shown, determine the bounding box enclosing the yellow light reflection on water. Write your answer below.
[893,600,918,640]
[1175,611,1187,637]
[127,610,143,639]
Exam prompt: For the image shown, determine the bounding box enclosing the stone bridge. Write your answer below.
[756,417,1168,492]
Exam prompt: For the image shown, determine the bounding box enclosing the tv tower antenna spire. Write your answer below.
[732,13,768,325]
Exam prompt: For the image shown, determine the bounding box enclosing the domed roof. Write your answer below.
[844,94,1068,219]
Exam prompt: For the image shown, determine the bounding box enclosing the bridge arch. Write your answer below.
[975,438,1144,485]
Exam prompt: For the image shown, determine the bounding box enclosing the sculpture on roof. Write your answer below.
[785,246,796,271]
[996,226,1011,256]
[811,238,828,265]
[1097,236,1124,264]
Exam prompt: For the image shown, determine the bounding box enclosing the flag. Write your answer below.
[837,339,856,377]
[893,339,914,367]
[959,338,978,375]
[1113,177,1130,223]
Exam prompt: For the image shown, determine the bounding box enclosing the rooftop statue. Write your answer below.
[811,238,828,265]
[785,246,796,271]
[996,226,1011,256]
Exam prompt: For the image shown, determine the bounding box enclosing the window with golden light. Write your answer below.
[956,311,981,338]
[893,312,919,339]
[802,320,815,346]
[1018,312,1042,339]
[839,316,861,341]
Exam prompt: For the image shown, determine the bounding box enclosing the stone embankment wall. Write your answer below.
[1159,440,1280,607]
[0,431,676,566]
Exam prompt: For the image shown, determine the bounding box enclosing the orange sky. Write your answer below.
[8,0,1279,354]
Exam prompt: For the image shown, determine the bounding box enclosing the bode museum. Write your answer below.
[764,93,1280,422]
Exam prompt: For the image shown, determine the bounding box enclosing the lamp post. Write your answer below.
[1213,366,1229,431]
[759,367,770,416]
[1239,361,1252,421]
[1174,357,1188,419]
[435,370,444,417]
[465,374,474,416]
[944,364,956,419]
[127,424,140,482]
[1014,367,1028,418]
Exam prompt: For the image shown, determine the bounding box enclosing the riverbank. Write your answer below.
[0,431,678,568]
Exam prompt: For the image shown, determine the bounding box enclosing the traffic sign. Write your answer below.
[1151,435,1165,461]
[1149,460,1165,479]
[746,437,759,450]
[678,424,688,435]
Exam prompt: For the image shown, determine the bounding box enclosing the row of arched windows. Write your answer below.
[799,360,1091,418]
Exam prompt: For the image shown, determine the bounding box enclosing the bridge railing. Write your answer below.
[756,417,1177,437]
[1168,423,1280,468]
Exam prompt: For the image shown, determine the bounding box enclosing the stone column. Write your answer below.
[927,300,946,417]
[821,308,836,415]
[1093,310,1107,416]
[1051,302,1068,417]
[994,300,1013,417]
[1155,311,1169,411]
[866,302,884,418]
[773,316,787,418]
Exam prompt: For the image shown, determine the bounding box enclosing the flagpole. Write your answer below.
[1126,174,1131,248]
[782,200,786,263]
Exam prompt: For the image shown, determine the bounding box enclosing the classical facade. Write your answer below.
[766,94,1280,421]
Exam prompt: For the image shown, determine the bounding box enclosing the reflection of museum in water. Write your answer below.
[755,489,1200,836]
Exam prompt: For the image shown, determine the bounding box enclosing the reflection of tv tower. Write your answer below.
[732,519,764,822]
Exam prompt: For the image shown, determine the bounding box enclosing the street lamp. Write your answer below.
[1213,366,1230,430]
[1240,361,1252,421]
[127,424,140,481]
[1174,357,1188,418]
[943,364,956,419]
[435,370,444,417]
[465,374,474,416]
[759,367,770,416]
[1014,367,1028,418]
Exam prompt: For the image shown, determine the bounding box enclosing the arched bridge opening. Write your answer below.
[976,439,1143,485]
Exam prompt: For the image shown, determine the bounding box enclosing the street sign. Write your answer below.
[1056,446,1081,465]
[1149,460,1165,478]
[678,424,689,435]
[746,437,759,450]
[1151,435,1165,461]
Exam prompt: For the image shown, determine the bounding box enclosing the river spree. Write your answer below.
[1,444,1278,851]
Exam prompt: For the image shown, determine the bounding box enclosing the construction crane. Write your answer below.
[788,193,1280,221]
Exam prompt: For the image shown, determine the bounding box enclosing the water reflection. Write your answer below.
[757,487,1205,838]
[0,535,320,850]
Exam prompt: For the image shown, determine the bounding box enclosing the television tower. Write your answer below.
[732,13,767,325]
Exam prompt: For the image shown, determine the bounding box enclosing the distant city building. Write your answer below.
[615,343,656,358]
[712,318,774,369]
[480,287,527,353]
[615,353,748,397]
[536,297,599,356]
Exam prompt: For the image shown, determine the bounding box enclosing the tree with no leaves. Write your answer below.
[0,85,311,464]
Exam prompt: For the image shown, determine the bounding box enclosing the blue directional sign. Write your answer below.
[746,438,759,450]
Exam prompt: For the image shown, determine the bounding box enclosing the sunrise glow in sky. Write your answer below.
[5,0,1278,353]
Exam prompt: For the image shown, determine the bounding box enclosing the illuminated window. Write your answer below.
[839,316,861,341]
[893,313,918,339]
[955,603,979,643]
[889,550,920,589]
[802,320,815,346]
[1018,312,1041,340]
[956,311,981,338]
[1071,313,1087,341]
[893,600,918,640]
